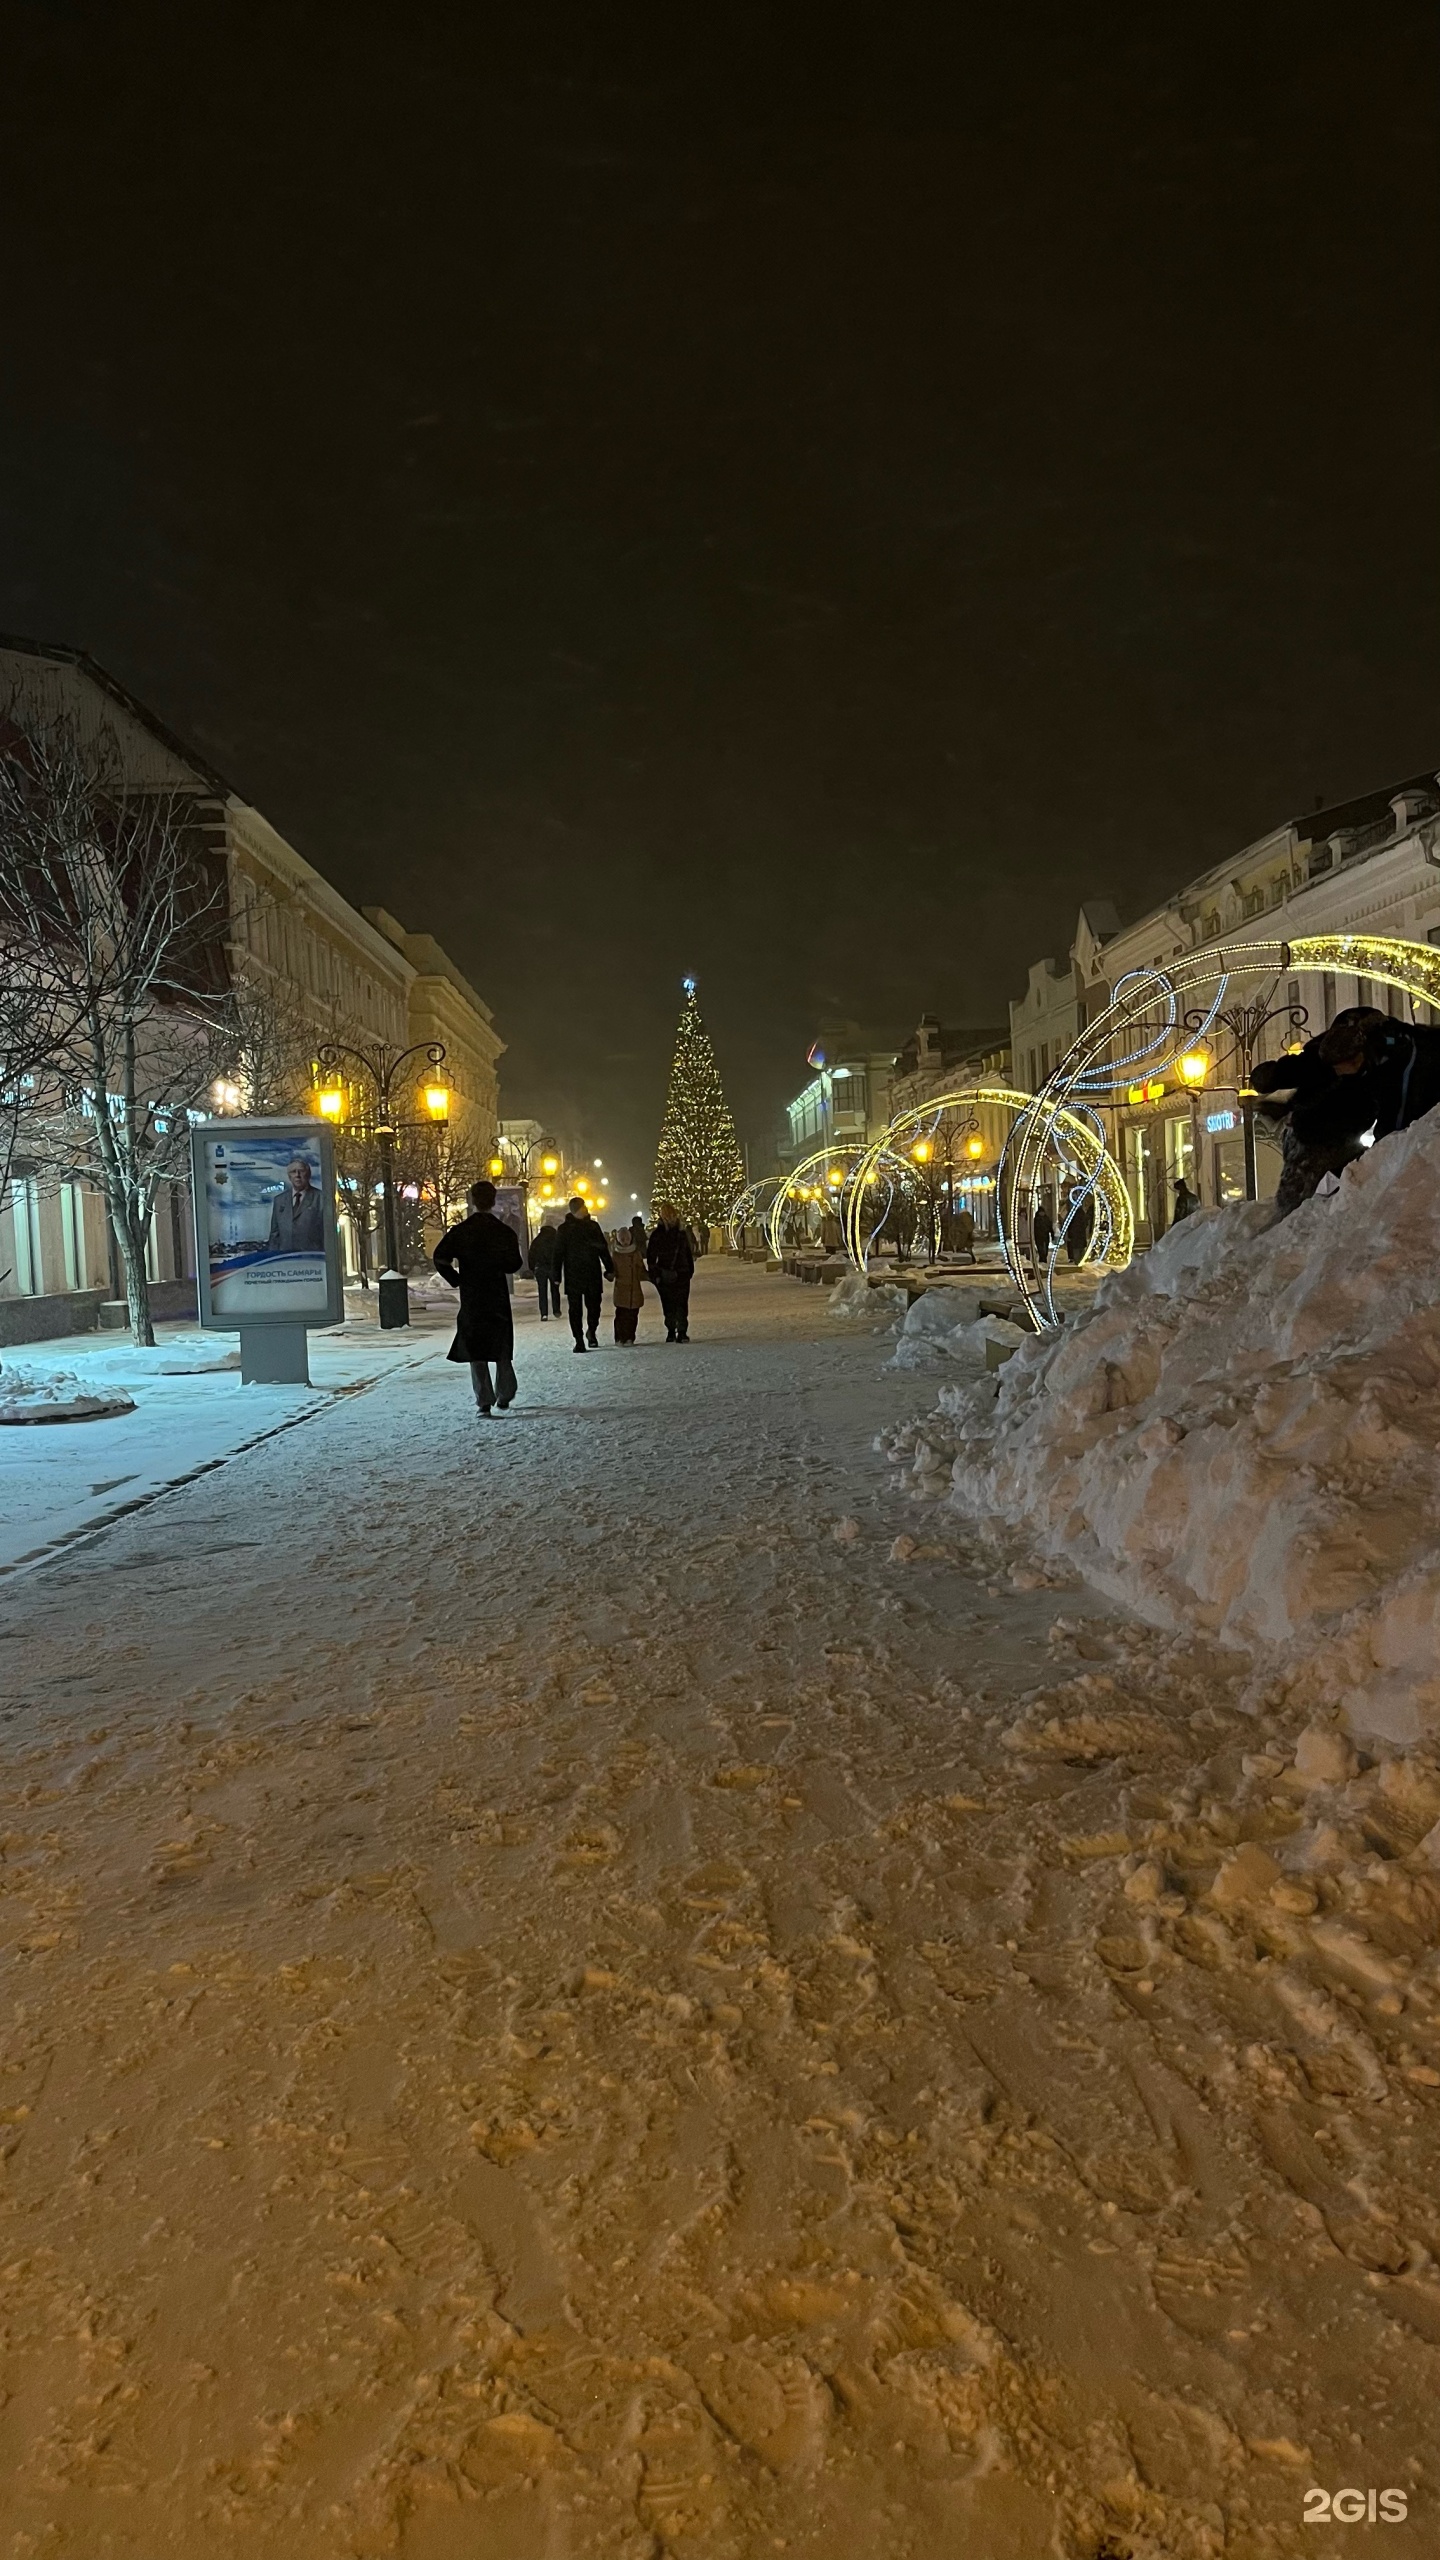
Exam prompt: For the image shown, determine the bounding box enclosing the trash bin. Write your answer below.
[378,1271,410,1330]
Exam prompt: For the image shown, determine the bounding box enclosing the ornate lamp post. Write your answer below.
[314,1037,449,1327]
[1183,972,1307,1201]
[490,1130,567,1231]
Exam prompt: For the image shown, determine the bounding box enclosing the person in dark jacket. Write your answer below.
[1031,1199,1054,1260]
[433,1180,524,1413]
[646,1201,696,1341]
[554,1197,614,1351]
[527,1218,562,1319]
[1250,1006,1440,1214]
[629,1213,648,1255]
[1062,1187,1094,1265]
[1172,1176,1199,1222]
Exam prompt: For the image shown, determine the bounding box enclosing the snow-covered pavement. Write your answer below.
[0,1314,453,1573]
[1,1261,1437,2557]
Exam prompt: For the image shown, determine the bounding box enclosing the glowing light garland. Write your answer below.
[846,1086,1131,1303]
[651,979,746,1232]
[726,1175,783,1254]
[760,1144,917,1264]
[1007,932,1440,1329]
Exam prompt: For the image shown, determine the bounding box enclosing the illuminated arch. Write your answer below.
[1008,931,1440,1328]
[726,1175,783,1254]
[765,1147,871,1261]
[763,1145,923,1265]
[846,1086,1132,1288]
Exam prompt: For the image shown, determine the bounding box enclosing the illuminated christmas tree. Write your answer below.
[651,977,746,1232]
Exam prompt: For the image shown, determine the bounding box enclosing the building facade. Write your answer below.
[1009,777,1440,1240]
[780,1040,898,1168]
[0,638,504,1334]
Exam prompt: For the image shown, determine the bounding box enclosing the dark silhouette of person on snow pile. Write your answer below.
[1253,1005,1440,1216]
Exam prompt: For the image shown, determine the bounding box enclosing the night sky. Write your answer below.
[2,4,1436,1184]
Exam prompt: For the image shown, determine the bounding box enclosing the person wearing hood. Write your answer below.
[610,1234,646,1344]
[433,1180,524,1414]
[554,1196,614,1352]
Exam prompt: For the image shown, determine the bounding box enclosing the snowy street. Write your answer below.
[3,1260,1438,2557]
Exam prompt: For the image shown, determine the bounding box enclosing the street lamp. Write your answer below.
[1178,1050,1209,1200]
[1183,976,1307,1201]
[314,1035,448,1327]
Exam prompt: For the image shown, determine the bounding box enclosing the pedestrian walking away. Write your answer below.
[1172,1176,1200,1222]
[610,1236,646,1344]
[433,1180,524,1413]
[554,1196,615,1351]
[629,1213,648,1257]
[1032,1199,1054,1260]
[1063,1189,1094,1264]
[646,1201,695,1341]
[527,1217,562,1318]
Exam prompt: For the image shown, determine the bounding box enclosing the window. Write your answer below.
[1202,909,1221,939]
[1039,1043,1050,1080]
[1322,972,1337,1025]
[7,1177,42,1296]
[1242,886,1266,919]
[1028,1048,1037,1089]
[60,1180,88,1291]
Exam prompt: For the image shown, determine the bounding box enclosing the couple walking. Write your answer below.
[434,1186,696,1415]
[529,1200,694,1348]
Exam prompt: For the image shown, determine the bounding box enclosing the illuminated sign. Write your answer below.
[1205,1108,1237,1134]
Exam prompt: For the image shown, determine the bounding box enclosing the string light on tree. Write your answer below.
[651,975,746,1235]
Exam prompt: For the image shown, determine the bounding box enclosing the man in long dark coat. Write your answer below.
[433,1180,524,1413]
[554,1197,614,1352]
[646,1201,696,1341]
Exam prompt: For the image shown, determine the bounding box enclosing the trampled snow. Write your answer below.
[6,1262,1440,2555]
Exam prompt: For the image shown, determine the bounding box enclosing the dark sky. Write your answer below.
[2,4,1436,1185]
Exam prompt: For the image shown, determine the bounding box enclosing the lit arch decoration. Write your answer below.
[845,1085,1133,1284]
[1006,931,1440,1330]
[766,1144,915,1264]
[726,1175,783,1254]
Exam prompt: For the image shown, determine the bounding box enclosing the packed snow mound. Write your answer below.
[0,1365,135,1424]
[82,1336,241,1381]
[891,1111,1440,1742]
[886,1290,1031,1373]
[827,1269,907,1326]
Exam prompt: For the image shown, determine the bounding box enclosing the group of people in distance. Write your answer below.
[432,1186,699,1416]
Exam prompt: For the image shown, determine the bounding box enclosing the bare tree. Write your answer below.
[413,1120,484,1240]
[0,705,233,1343]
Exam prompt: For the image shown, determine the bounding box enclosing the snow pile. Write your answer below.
[82,1336,241,1381]
[0,1364,135,1424]
[827,1269,907,1326]
[404,1268,459,1303]
[888,1110,1440,1741]
[886,1289,1029,1373]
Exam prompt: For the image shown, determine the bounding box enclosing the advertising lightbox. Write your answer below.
[190,1117,344,1330]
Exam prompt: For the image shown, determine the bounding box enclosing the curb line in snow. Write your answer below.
[0,1336,444,1582]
